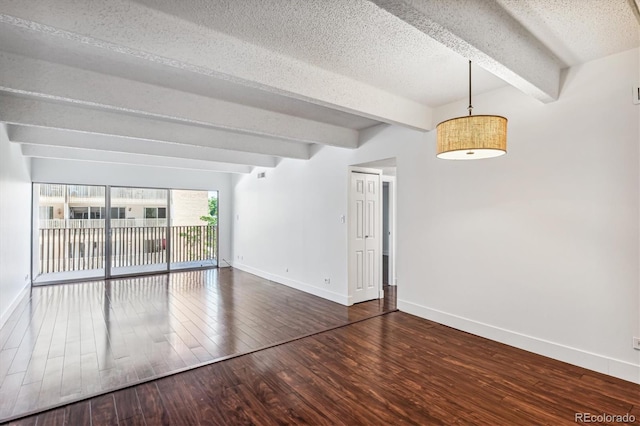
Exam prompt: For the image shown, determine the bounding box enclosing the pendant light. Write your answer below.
[436,61,507,160]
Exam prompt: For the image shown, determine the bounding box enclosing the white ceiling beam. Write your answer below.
[0,94,311,160]
[20,143,252,174]
[0,7,433,130]
[0,51,359,148]
[7,125,278,168]
[370,0,562,103]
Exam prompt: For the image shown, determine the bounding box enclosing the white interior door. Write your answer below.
[349,171,381,304]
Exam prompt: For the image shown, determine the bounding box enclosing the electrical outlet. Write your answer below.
[285,268,289,273]
[633,337,640,350]
[24,274,29,282]
[324,278,331,285]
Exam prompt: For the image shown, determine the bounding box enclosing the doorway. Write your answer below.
[32,184,107,282]
[108,187,169,276]
[348,168,382,304]
[382,176,396,287]
[347,159,397,305]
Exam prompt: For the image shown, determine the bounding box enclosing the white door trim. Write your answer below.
[347,167,383,305]
[382,175,396,287]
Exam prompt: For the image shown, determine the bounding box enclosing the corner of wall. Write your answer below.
[0,125,33,324]
[0,283,30,329]
[232,262,350,306]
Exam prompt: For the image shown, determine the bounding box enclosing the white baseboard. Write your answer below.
[398,299,640,385]
[0,283,30,329]
[232,262,350,306]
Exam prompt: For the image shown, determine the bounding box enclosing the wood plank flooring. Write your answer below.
[7,312,639,425]
[0,268,396,422]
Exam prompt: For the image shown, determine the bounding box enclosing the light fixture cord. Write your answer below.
[468,60,473,116]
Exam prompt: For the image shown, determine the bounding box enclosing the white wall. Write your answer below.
[399,48,639,383]
[0,125,32,326]
[232,48,639,383]
[232,127,404,304]
[232,150,351,303]
[31,159,234,265]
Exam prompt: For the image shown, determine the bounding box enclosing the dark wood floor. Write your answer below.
[7,311,639,425]
[0,268,396,422]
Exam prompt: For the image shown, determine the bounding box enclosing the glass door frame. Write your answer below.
[31,182,108,284]
[33,183,219,285]
[106,185,171,278]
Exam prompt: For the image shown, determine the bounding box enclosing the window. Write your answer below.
[89,207,105,219]
[39,206,54,220]
[144,207,156,219]
[70,206,88,219]
[144,207,166,219]
[69,206,105,219]
[111,207,126,219]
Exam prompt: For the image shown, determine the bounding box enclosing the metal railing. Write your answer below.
[40,219,168,229]
[170,225,217,264]
[38,225,217,274]
[111,226,168,268]
[38,227,107,272]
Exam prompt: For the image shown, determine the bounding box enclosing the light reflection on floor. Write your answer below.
[0,268,395,422]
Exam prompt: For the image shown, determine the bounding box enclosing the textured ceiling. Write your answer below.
[132,0,509,107]
[496,0,640,66]
[0,0,637,173]
[0,22,380,130]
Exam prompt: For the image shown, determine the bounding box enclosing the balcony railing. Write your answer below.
[38,225,217,274]
[38,185,167,202]
[40,219,168,229]
[39,184,66,198]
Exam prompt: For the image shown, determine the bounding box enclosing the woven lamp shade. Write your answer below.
[436,115,507,160]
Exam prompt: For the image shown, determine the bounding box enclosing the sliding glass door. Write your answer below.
[33,184,218,284]
[33,183,107,283]
[109,187,169,276]
[170,190,218,270]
